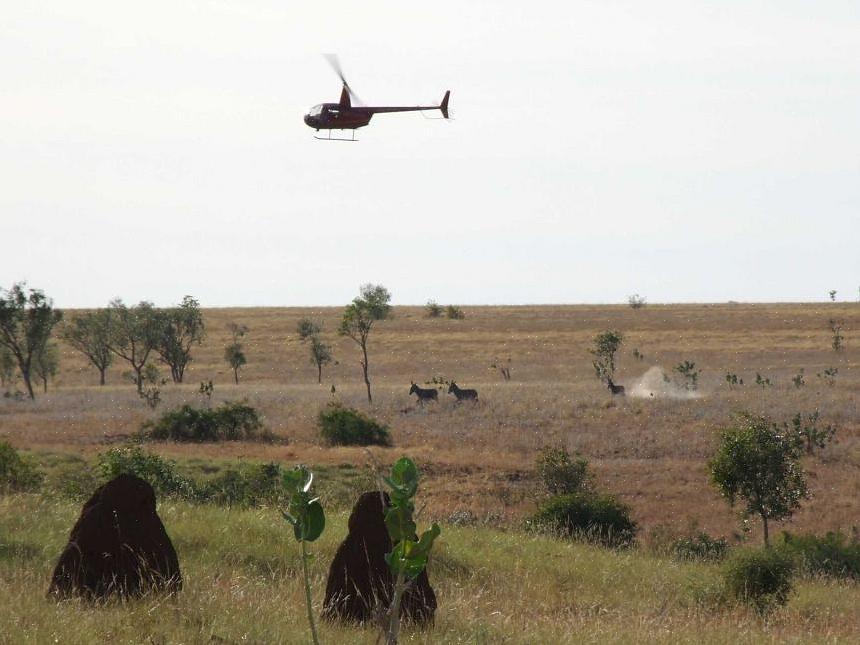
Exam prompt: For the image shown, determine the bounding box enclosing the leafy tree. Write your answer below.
[297,318,332,384]
[590,330,623,384]
[309,336,332,384]
[709,414,808,546]
[32,341,59,393]
[105,299,161,393]
[425,300,442,318]
[0,345,16,389]
[296,318,321,340]
[628,294,647,309]
[224,323,248,384]
[156,295,205,383]
[339,284,392,404]
[674,360,699,390]
[725,372,743,389]
[536,445,591,496]
[61,310,113,385]
[0,283,63,400]
[786,410,836,456]
[445,304,465,320]
[828,318,844,352]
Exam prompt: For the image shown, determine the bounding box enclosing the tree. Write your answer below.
[156,295,205,383]
[309,336,333,385]
[61,310,113,385]
[709,414,808,546]
[590,330,623,385]
[297,318,332,384]
[339,284,392,404]
[105,299,161,393]
[0,345,16,389]
[0,283,63,400]
[224,323,248,384]
[32,342,59,393]
[296,318,321,340]
[628,294,647,309]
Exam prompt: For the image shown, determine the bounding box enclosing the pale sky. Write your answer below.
[2,1,858,307]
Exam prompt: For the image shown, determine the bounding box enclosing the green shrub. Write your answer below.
[97,445,193,497]
[530,492,637,548]
[196,463,283,507]
[0,441,43,493]
[671,532,729,562]
[536,445,591,496]
[318,403,391,446]
[778,531,860,580]
[142,401,267,442]
[723,547,795,613]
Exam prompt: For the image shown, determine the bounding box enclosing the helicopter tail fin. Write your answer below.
[440,90,450,119]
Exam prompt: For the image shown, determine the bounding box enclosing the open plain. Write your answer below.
[2,302,859,643]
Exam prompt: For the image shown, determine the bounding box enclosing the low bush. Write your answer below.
[723,547,794,613]
[530,492,637,548]
[0,441,43,493]
[671,532,729,562]
[536,445,591,496]
[318,403,391,446]
[196,463,283,507]
[142,401,267,442]
[778,531,860,580]
[97,445,193,497]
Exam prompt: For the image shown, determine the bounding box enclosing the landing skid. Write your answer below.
[314,129,358,142]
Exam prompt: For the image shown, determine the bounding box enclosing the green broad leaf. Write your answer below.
[389,458,419,496]
[386,541,429,580]
[302,500,325,542]
[411,523,441,558]
[385,505,416,544]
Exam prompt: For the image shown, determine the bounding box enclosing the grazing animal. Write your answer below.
[409,382,438,405]
[448,381,478,402]
[607,378,625,396]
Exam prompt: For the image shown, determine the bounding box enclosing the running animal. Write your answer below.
[448,381,478,402]
[607,378,626,396]
[409,382,439,405]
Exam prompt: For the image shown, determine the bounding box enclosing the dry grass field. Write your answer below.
[2,303,858,542]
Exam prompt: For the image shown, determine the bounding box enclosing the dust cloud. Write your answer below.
[628,367,704,400]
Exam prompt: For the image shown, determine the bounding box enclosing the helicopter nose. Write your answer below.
[304,114,316,128]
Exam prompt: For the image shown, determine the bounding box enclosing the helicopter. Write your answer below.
[304,55,450,140]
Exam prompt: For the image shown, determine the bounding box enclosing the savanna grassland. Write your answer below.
[2,303,859,643]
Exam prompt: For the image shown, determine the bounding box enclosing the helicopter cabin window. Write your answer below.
[309,105,323,117]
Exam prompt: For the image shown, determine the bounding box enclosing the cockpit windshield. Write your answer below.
[308,105,323,117]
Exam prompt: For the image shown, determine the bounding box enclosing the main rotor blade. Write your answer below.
[322,53,363,105]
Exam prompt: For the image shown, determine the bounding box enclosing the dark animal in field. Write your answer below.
[409,381,439,405]
[448,381,478,402]
[607,378,626,396]
[322,491,436,625]
[48,474,182,599]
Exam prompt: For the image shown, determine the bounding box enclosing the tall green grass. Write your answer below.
[2,494,859,643]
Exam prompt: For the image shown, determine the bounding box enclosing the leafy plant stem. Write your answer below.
[386,568,406,645]
[300,539,320,645]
